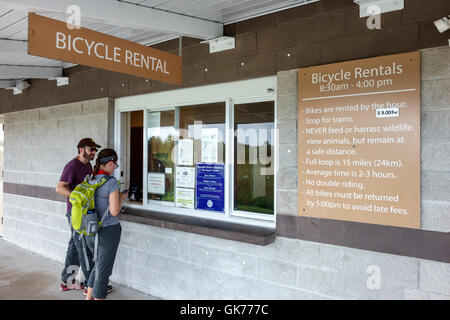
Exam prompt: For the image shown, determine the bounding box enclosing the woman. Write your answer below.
[85,148,127,300]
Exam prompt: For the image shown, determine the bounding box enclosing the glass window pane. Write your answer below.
[147,110,175,203]
[178,103,226,165]
[177,103,226,212]
[234,101,275,215]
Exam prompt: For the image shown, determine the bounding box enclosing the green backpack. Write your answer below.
[69,175,111,236]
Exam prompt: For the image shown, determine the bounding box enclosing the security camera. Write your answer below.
[434,16,450,33]
[5,79,30,95]
[15,79,30,91]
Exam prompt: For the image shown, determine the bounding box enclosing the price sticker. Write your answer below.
[376,107,399,118]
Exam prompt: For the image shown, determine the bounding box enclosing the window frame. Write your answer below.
[115,76,277,228]
[230,96,277,222]
[144,106,178,208]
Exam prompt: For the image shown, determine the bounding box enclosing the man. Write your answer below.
[56,138,112,295]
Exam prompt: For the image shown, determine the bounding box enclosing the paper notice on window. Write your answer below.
[195,163,225,212]
[178,138,193,166]
[201,128,218,163]
[175,188,194,209]
[148,112,161,137]
[148,172,165,195]
[176,166,195,189]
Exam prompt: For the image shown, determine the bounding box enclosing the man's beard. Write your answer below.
[83,152,95,161]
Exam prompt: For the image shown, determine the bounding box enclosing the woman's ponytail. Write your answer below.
[92,158,101,177]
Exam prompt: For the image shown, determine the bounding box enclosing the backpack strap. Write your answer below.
[79,233,91,272]
[92,175,115,281]
[94,232,99,279]
[94,204,111,281]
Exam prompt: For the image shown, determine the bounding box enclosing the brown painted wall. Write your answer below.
[0,0,448,113]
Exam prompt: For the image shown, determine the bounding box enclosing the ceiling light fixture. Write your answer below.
[201,37,235,54]
[354,0,404,18]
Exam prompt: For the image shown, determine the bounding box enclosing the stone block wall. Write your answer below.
[419,47,450,232]
[2,0,449,113]
[2,98,113,261]
[1,49,449,299]
[110,221,449,299]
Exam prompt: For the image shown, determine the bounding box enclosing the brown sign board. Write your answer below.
[28,13,182,85]
[298,51,421,229]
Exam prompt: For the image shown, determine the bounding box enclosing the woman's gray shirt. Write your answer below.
[92,174,121,227]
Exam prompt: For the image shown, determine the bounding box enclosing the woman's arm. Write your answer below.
[109,189,121,216]
[109,188,128,216]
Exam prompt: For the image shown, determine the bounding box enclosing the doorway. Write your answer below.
[120,111,143,205]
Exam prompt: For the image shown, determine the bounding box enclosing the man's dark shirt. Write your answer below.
[59,157,92,214]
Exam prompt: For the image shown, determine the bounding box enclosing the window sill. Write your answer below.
[119,206,276,246]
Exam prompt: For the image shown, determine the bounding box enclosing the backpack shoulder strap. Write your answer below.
[96,175,114,191]
[88,174,111,189]
[95,175,115,220]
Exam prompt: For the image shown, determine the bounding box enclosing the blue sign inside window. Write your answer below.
[196,163,225,213]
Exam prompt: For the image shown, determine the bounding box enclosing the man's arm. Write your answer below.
[57,161,75,198]
[56,181,72,198]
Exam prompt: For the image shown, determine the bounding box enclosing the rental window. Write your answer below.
[117,77,277,225]
[142,100,275,221]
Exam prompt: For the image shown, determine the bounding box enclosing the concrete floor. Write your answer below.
[0,238,159,300]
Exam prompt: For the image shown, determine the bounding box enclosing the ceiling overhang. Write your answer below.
[0,0,223,40]
[0,39,27,54]
[0,65,62,79]
[0,0,320,93]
